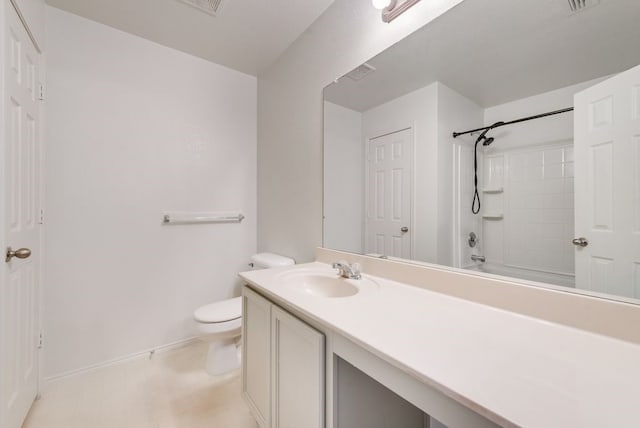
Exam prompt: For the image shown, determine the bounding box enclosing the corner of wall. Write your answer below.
[256,0,465,264]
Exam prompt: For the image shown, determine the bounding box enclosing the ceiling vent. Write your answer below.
[345,63,377,82]
[177,0,225,17]
[567,0,600,14]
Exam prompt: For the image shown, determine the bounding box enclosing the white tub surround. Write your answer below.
[240,262,640,428]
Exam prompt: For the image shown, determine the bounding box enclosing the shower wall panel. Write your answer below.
[480,142,575,286]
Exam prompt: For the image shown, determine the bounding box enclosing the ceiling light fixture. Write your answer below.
[372,0,422,23]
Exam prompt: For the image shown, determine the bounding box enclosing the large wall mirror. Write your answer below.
[323,0,640,303]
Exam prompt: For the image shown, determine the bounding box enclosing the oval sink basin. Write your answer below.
[294,274,358,297]
[277,268,378,298]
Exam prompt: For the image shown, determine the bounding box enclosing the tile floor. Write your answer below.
[23,341,258,428]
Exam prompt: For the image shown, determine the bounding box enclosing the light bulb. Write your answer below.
[372,0,392,10]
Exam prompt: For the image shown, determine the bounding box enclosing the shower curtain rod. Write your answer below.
[452,107,574,138]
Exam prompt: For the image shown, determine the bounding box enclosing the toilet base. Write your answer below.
[205,337,241,376]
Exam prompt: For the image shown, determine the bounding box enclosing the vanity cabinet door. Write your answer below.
[271,306,325,428]
[242,287,272,428]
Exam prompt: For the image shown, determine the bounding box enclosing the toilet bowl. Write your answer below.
[193,253,295,376]
[194,297,242,376]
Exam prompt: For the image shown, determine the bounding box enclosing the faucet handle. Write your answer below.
[332,260,348,276]
[351,262,362,280]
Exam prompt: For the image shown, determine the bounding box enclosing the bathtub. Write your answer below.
[466,262,575,288]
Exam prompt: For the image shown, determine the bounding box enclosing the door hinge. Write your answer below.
[39,208,44,224]
[38,332,44,349]
[38,83,45,101]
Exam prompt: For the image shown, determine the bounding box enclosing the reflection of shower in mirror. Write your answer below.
[323,0,640,303]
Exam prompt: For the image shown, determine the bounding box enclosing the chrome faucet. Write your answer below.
[470,254,486,263]
[332,261,362,280]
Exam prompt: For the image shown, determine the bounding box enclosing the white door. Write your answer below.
[574,64,640,297]
[365,128,412,258]
[1,2,42,427]
[271,306,324,428]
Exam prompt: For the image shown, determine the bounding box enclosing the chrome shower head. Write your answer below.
[476,121,502,146]
[482,136,495,146]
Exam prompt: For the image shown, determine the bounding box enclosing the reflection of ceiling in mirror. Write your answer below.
[323,0,640,111]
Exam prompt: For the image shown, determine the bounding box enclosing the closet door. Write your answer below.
[271,306,325,428]
[242,287,272,428]
[365,127,413,259]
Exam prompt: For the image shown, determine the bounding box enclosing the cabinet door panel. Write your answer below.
[242,287,272,428]
[272,306,325,428]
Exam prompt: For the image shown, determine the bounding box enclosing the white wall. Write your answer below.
[324,81,482,265]
[483,77,608,149]
[323,102,363,254]
[436,83,483,267]
[257,0,465,262]
[358,82,482,265]
[44,7,257,378]
[362,84,438,263]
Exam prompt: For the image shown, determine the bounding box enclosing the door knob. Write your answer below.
[6,247,31,263]
[572,237,588,247]
[401,226,409,233]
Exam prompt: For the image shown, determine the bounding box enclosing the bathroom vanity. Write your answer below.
[240,253,640,428]
[242,286,325,428]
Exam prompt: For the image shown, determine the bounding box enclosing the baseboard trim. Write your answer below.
[42,337,199,389]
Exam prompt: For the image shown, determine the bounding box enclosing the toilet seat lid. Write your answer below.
[194,297,242,323]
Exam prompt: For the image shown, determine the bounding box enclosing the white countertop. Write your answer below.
[240,262,640,428]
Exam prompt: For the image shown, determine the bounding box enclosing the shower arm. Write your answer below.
[452,107,574,139]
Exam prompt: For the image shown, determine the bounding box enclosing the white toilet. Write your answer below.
[193,252,295,375]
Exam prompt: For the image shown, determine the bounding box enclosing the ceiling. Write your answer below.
[45,0,335,76]
[324,0,640,111]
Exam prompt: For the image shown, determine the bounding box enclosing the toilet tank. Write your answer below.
[250,252,295,269]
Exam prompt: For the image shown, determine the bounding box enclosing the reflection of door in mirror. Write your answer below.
[365,128,412,259]
[323,0,640,303]
[574,64,640,298]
